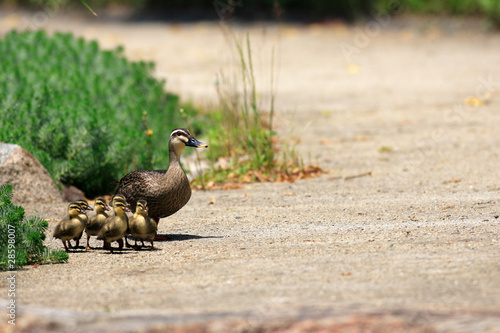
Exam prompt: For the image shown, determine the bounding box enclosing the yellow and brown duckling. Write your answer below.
[112,128,207,228]
[97,200,131,253]
[109,194,133,248]
[53,202,86,252]
[73,199,93,248]
[130,199,157,250]
[85,198,110,250]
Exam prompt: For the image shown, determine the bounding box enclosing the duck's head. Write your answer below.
[169,128,208,156]
[113,201,131,215]
[94,198,110,213]
[135,199,149,216]
[76,199,93,213]
[68,202,86,217]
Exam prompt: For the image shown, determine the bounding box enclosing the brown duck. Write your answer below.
[112,128,207,225]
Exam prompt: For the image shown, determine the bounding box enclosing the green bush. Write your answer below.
[0,30,201,197]
[0,184,68,271]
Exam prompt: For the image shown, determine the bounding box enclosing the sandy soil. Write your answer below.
[0,10,499,332]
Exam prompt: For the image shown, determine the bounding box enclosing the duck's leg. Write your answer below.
[149,238,154,251]
[117,238,124,250]
[62,240,69,252]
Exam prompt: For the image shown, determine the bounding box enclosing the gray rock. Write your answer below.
[0,143,63,204]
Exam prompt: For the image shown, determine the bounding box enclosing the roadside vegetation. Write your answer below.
[0,184,68,271]
[191,26,323,190]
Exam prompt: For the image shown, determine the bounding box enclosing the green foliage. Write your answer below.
[0,184,68,271]
[0,30,201,197]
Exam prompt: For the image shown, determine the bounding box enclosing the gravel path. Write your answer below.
[0,11,499,332]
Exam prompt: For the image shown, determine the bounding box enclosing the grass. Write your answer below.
[0,30,202,197]
[191,25,322,190]
[0,184,68,271]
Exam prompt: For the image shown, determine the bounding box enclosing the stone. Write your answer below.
[62,184,87,202]
[0,143,63,204]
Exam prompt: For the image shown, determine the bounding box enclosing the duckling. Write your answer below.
[53,202,86,252]
[72,199,93,248]
[109,194,132,248]
[112,128,207,227]
[130,199,157,250]
[85,198,110,250]
[98,201,131,253]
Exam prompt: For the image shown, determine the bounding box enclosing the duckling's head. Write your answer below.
[68,202,86,217]
[94,198,110,213]
[135,199,149,216]
[111,194,129,208]
[76,199,94,212]
[113,201,131,215]
[169,128,208,156]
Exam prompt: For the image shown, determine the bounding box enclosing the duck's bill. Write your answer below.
[187,137,208,148]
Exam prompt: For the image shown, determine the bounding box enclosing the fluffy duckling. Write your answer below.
[73,199,93,248]
[112,128,207,226]
[85,198,110,250]
[109,194,132,248]
[130,200,157,250]
[53,202,86,252]
[98,201,131,253]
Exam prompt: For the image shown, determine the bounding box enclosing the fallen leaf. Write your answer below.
[346,63,359,74]
[283,192,296,196]
[465,96,484,106]
[208,198,216,205]
[378,146,393,153]
[445,178,461,184]
[320,139,335,145]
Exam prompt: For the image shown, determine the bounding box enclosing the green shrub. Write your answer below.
[0,184,68,271]
[0,30,201,197]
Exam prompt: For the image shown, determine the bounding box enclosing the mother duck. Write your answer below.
[112,128,207,226]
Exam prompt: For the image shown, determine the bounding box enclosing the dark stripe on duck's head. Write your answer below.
[170,128,208,148]
[76,199,93,211]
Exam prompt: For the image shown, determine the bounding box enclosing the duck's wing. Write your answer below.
[113,170,168,207]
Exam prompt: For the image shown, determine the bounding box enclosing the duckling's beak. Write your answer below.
[186,136,208,148]
[80,208,86,214]
[125,206,131,213]
[105,205,111,211]
[86,205,94,211]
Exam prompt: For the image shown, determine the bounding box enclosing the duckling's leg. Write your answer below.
[117,238,124,250]
[86,235,92,250]
[149,238,154,251]
[125,236,132,248]
[62,240,69,252]
[74,232,83,248]
[153,218,169,241]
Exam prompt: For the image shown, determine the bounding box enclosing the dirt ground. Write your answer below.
[0,10,499,333]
